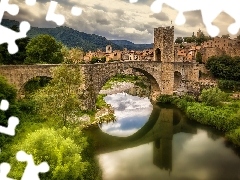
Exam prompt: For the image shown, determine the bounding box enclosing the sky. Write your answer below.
[4,0,238,44]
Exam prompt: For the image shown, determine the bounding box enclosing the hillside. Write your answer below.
[2,19,152,52]
[110,40,153,51]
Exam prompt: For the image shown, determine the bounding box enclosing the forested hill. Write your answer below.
[110,40,153,51]
[2,19,152,52]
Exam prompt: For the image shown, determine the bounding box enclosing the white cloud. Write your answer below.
[5,1,239,43]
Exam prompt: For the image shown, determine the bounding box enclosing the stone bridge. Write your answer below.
[0,26,201,110]
[0,61,199,110]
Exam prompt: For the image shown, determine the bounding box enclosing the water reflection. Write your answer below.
[100,93,153,137]
[93,93,240,180]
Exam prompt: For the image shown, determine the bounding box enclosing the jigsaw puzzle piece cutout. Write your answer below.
[151,0,203,25]
[16,151,50,180]
[0,0,19,23]
[222,0,240,35]
[46,1,65,26]
[0,100,9,111]
[0,21,30,54]
[129,0,138,3]
[0,163,16,180]
[0,116,19,136]
[71,6,82,16]
[25,0,36,6]
[0,99,19,136]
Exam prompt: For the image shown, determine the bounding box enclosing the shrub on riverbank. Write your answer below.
[157,88,240,147]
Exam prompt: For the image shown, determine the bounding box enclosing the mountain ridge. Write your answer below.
[2,19,153,52]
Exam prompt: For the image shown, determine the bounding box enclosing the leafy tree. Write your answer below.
[0,25,30,65]
[196,51,202,63]
[24,34,64,64]
[222,34,230,39]
[62,46,85,64]
[200,87,229,106]
[206,55,240,81]
[100,56,106,63]
[9,127,89,180]
[196,32,207,45]
[175,37,183,44]
[32,64,84,125]
[0,37,30,65]
[90,57,99,64]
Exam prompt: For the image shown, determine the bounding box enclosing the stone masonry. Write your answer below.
[0,26,202,110]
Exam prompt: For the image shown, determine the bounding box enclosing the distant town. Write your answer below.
[83,29,240,63]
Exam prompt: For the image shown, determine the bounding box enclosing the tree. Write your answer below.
[196,51,202,63]
[9,127,89,180]
[90,57,99,64]
[206,55,240,81]
[24,34,64,64]
[100,56,106,63]
[62,46,85,64]
[175,37,183,44]
[222,34,230,39]
[32,64,84,125]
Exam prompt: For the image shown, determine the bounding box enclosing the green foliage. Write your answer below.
[32,65,84,125]
[157,95,176,104]
[24,76,51,96]
[100,56,106,63]
[218,79,240,91]
[175,37,183,44]
[24,34,64,64]
[62,46,85,64]
[205,55,240,81]
[196,51,202,63]
[200,87,229,106]
[9,127,89,180]
[0,76,17,103]
[0,75,19,147]
[0,37,30,65]
[96,94,108,109]
[90,57,99,64]
[102,74,146,90]
[226,127,240,147]
[186,102,240,132]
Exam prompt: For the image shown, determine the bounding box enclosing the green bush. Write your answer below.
[157,95,175,104]
[9,127,89,180]
[226,128,240,147]
[200,87,229,106]
[218,79,240,91]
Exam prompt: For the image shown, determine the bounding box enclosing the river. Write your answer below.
[87,93,240,180]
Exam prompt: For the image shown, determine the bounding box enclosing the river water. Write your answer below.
[88,93,240,180]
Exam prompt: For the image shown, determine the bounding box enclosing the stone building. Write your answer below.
[106,45,112,53]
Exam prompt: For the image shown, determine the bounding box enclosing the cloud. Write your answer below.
[149,12,170,22]
[2,1,239,43]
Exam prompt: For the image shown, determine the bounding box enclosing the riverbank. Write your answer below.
[157,89,240,147]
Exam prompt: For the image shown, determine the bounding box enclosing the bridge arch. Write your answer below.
[19,75,52,96]
[93,63,161,107]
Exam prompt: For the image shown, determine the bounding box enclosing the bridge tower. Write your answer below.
[154,26,174,62]
[154,26,175,95]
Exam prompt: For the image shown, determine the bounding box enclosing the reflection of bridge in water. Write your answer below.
[86,106,197,172]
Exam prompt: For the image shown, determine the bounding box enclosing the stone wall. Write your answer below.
[154,26,174,62]
[201,47,224,63]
